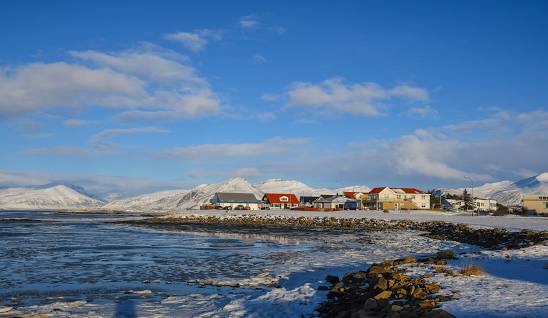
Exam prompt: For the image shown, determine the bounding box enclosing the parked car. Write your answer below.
[223,206,232,210]
[234,205,246,210]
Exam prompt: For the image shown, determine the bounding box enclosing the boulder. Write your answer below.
[373,290,392,300]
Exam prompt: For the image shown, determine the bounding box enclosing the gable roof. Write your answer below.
[263,193,299,204]
[368,187,388,194]
[395,188,425,194]
[343,191,369,199]
[211,192,261,204]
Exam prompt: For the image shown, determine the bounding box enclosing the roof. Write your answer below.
[396,188,425,194]
[263,193,299,204]
[300,196,319,203]
[211,192,261,204]
[343,191,369,199]
[368,187,426,194]
[368,187,388,194]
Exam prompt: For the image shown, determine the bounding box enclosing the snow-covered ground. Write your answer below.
[167,209,548,231]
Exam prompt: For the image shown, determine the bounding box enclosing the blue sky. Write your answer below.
[1,0,547,196]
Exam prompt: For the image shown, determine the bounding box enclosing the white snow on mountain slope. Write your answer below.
[254,179,334,196]
[0,185,103,210]
[334,185,371,194]
[440,173,548,206]
[175,178,264,210]
[102,189,189,212]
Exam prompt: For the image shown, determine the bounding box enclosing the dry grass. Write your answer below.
[459,264,484,276]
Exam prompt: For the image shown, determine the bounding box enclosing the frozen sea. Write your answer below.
[0,211,547,317]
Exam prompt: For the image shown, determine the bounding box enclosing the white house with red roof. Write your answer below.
[262,193,300,209]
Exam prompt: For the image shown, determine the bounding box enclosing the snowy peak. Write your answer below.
[0,184,104,210]
[254,179,333,196]
[102,189,189,212]
[440,172,548,207]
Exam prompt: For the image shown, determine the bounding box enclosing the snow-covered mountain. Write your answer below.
[175,178,263,210]
[254,179,332,196]
[102,189,189,212]
[439,173,548,206]
[0,185,104,210]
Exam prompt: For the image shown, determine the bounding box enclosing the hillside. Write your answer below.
[439,173,548,206]
[102,189,190,212]
[0,185,104,210]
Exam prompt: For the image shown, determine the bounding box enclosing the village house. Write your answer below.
[365,187,431,210]
[343,192,368,209]
[522,194,548,215]
[262,193,300,209]
[474,197,498,212]
[313,194,357,210]
[210,192,261,210]
[299,196,319,207]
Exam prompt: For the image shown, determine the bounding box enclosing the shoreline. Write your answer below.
[119,214,548,250]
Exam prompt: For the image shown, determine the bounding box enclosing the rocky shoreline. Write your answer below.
[317,252,460,318]
[120,215,548,250]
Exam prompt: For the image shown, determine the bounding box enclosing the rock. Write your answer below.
[367,264,392,276]
[374,290,392,300]
[364,298,377,310]
[389,304,403,312]
[425,283,440,293]
[397,256,417,265]
[435,250,455,260]
[373,277,388,290]
[326,275,340,284]
[412,288,427,300]
[419,300,437,309]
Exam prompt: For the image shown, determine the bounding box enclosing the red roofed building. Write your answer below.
[262,193,300,209]
[365,187,430,210]
[343,191,369,209]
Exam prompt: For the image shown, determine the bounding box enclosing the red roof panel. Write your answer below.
[263,193,300,204]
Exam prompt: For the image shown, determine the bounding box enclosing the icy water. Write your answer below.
[0,211,470,317]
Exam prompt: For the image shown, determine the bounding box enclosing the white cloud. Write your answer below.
[285,77,429,116]
[0,48,221,119]
[253,53,267,63]
[161,137,308,160]
[164,29,222,52]
[239,15,259,29]
[408,105,437,117]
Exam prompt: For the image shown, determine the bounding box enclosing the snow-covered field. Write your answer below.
[167,209,548,231]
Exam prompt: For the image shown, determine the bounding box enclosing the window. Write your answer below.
[280,196,288,202]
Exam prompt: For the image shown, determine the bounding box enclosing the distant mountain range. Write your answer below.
[438,173,548,206]
[0,173,545,211]
[0,185,104,211]
[0,177,368,212]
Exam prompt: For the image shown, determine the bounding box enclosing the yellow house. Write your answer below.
[522,195,548,215]
[365,187,431,210]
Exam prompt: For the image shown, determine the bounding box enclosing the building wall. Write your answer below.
[522,195,548,214]
[269,203,299,209]
[404,194,431,209]
[217,202,260,210]
[474,198,497,212]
